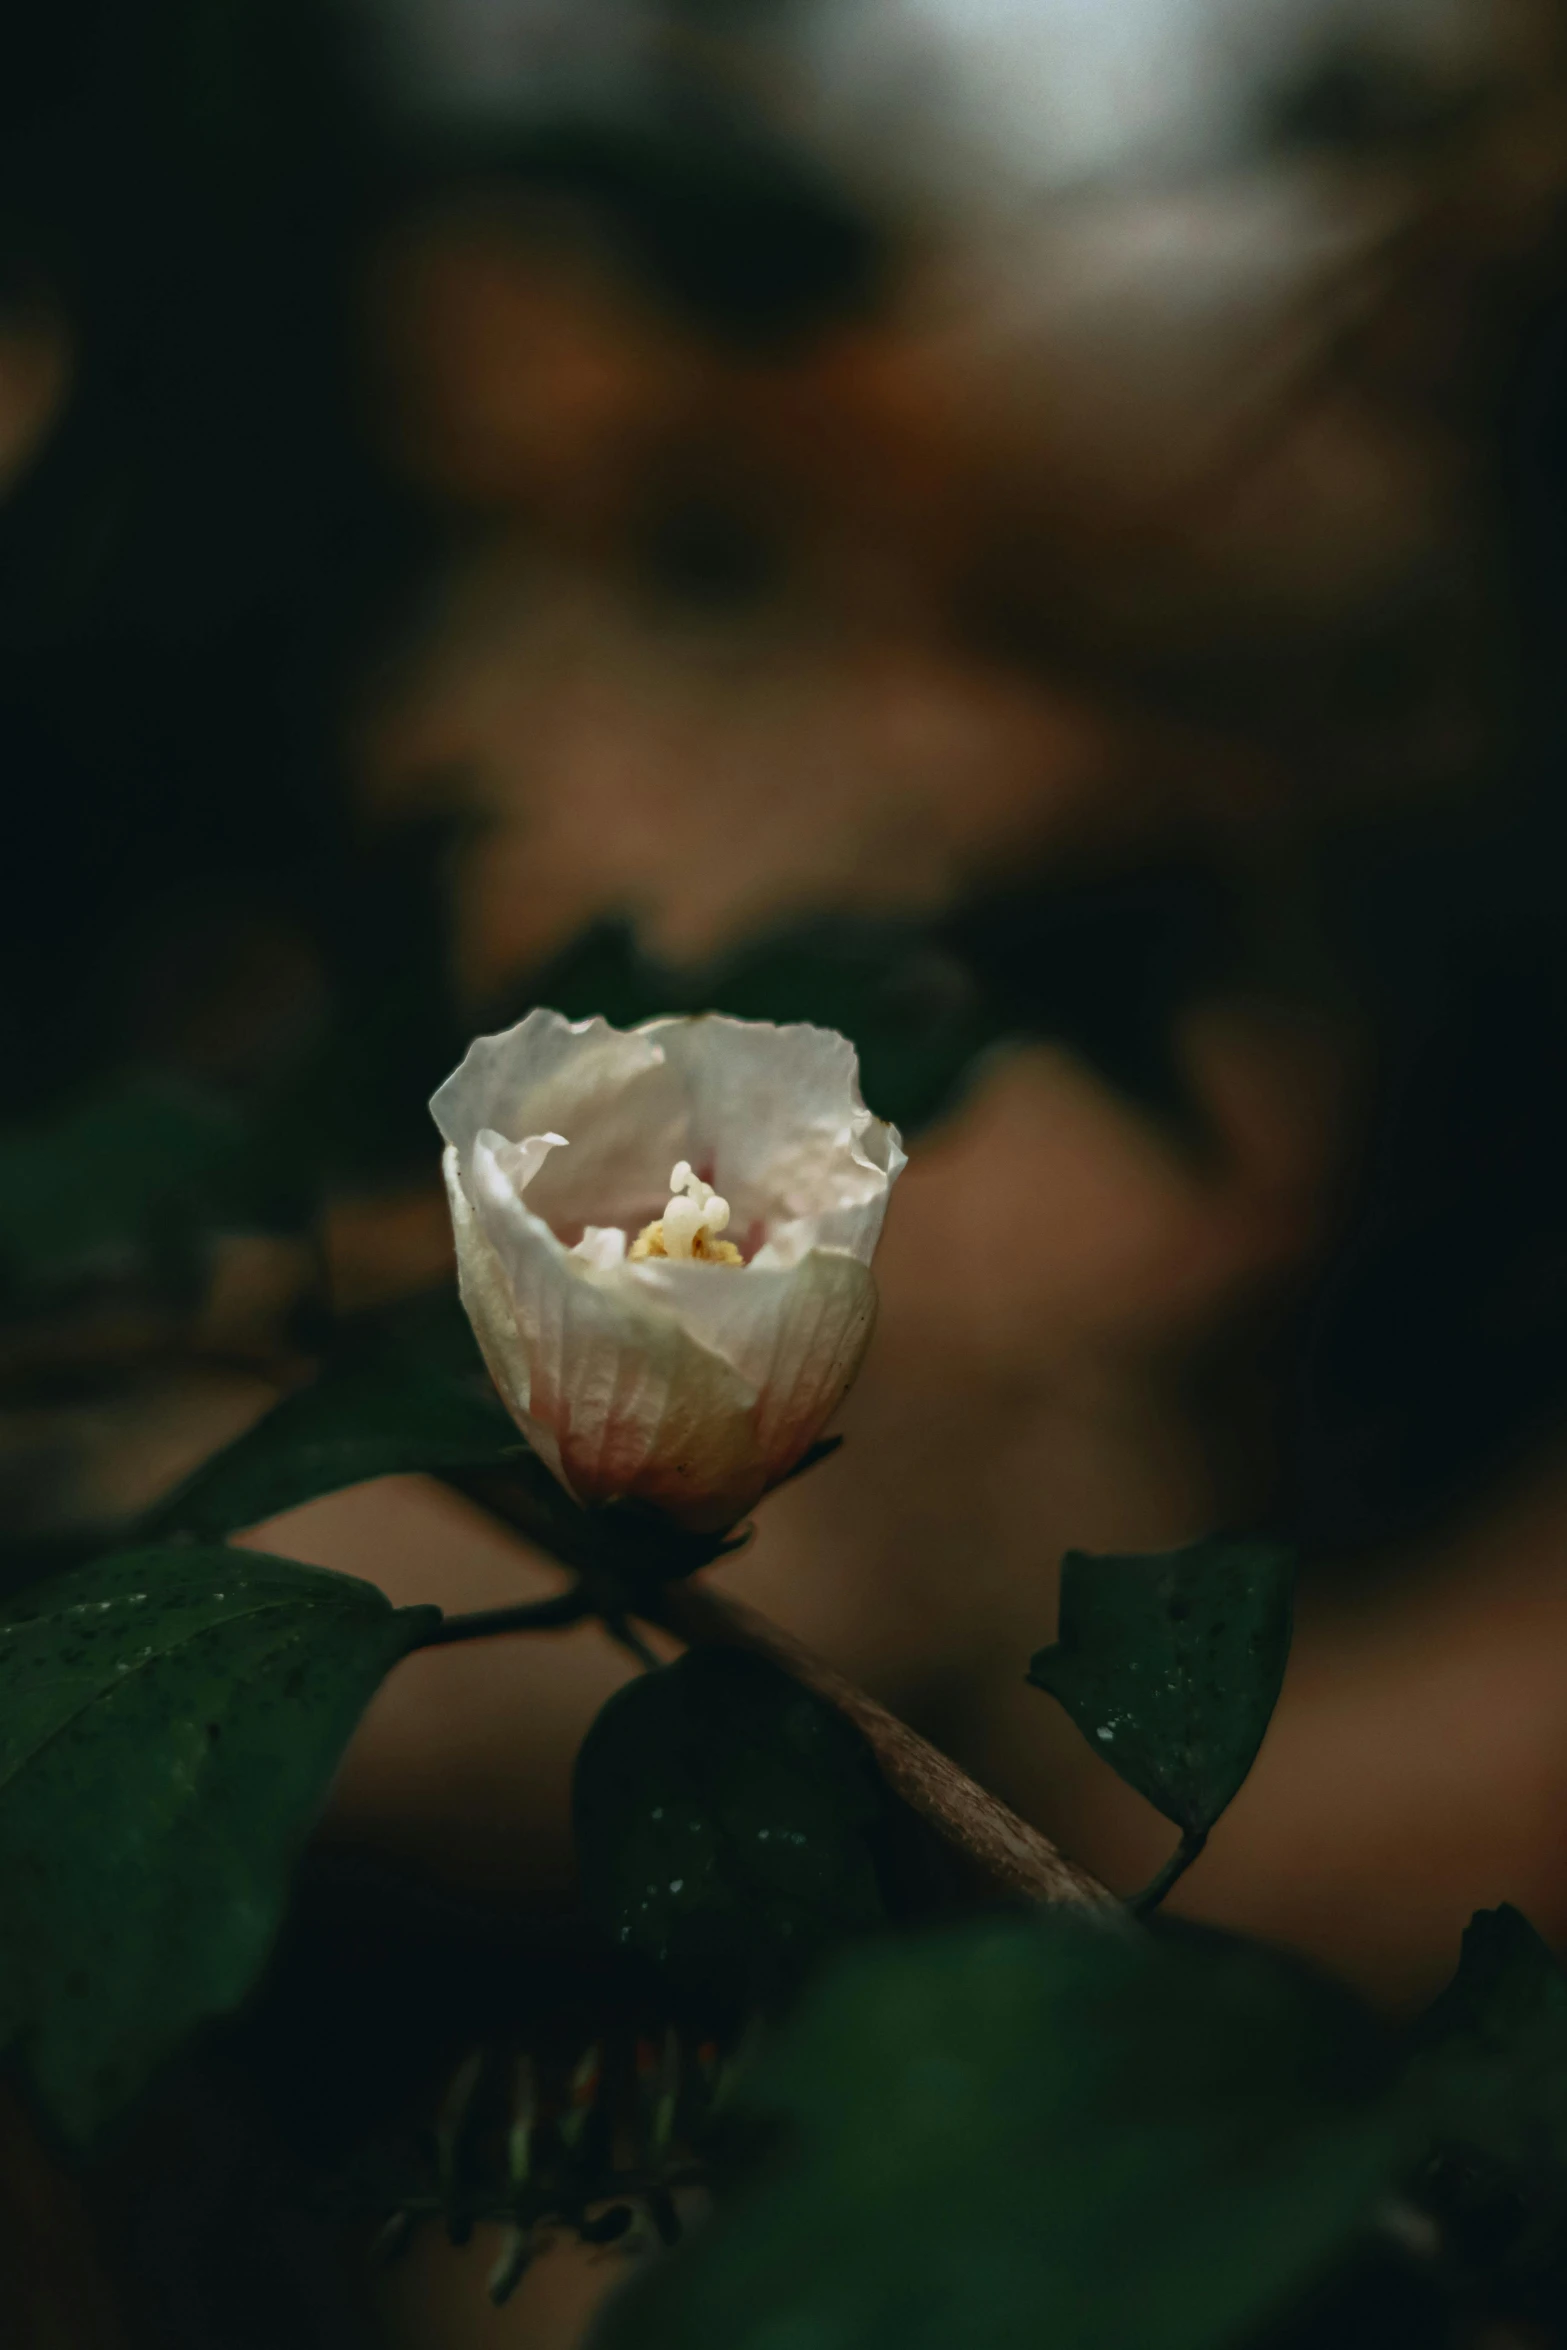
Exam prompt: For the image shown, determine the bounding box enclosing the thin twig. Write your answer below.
[415,1589,593,1646]
[1127,1828,1208,1919]
[601,1613,662,1673]
[436,1471,1117,1915]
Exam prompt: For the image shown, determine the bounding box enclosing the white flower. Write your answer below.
[431,1009,906,1531]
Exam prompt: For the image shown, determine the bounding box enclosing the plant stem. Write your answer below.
[641,1578,1117,1916]
[437,1472,1117,1916]
[415,1589,592,1646]
[1127,1828,1208,1919]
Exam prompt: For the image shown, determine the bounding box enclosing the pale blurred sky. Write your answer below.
[360,0,1494,197]
[804,0,1488,193]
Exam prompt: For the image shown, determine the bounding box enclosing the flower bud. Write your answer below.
[432,1010,905,1531]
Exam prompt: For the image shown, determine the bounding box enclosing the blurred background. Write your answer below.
[7,0,1567,2339]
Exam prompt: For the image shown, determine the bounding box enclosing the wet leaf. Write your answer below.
[573,1648,890,2007]
[1028,1535,1295,1836]
[0,1544,436,2145]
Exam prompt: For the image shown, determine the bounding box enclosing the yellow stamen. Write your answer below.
[629,1162,743,1266]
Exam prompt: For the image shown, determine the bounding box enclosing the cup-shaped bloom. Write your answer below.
[432,1010,906,1531]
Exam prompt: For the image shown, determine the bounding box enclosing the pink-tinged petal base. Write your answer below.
[623,1246,878,1490]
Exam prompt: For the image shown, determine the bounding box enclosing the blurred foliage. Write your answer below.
[520,864,1235,1142]
[0,0,1240,1371]
[0,1336,1562,2343]
[9,0,1567,1571]
[1408,1904,1567,2318]
[0,1072,259,1305]
[598,1910,1409,2350]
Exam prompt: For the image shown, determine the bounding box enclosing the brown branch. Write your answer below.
[639,1577,1118,1916]
[440,1470,1117,1915]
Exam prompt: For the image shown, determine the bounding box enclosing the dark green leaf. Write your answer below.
[708,921,984,1137]
[0,1544,436,2145]
[599,1911,1407,2350]
[353,1281,492,1383]
[138,1358,527,1541]
[573,1649,890,2005]
[1413,1905,1567,2090]
[941,864,1232,1143]
[1028,1535,1295,1836]
[0,1074,250,1301]
[1406,1906,1567,2270]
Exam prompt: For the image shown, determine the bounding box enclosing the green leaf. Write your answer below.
[0,1544,436,2146]
[599,1912,1407,2350]
[1028,1535,1295,1837]
[573,1649,890,2006]
[138,1356,527,1541]
[1407,1906,1567,2266]
[708,921,984,1138]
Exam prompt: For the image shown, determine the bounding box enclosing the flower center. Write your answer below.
[630,1161,743,1265]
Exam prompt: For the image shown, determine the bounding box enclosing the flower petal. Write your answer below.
[752,1109,907,1269]
[456,1139,769,1530]
[650,1015,906,1261]
[626,1246,877,1483]
[571,1225,629,1270]
[441,1145,569,1492]
[433,1009,687,1232]
[435,1008,906,1529]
